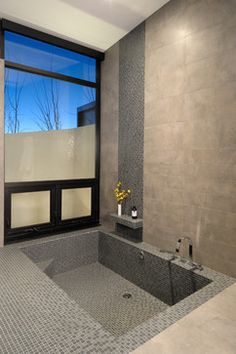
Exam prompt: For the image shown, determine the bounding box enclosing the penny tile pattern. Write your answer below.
[119,23,145,217]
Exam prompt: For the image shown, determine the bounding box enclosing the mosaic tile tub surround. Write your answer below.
[1,230,235,353]
[99,233,211,306]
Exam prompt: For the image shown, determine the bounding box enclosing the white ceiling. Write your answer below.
[0,0,169,52]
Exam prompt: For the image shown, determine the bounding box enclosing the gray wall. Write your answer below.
[101,25,145,222]
[144,0,236,278]
[119,24,145,216]
[100,44,119,227]
[101,0,236,277]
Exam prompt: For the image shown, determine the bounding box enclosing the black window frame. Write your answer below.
[1,19,104,243]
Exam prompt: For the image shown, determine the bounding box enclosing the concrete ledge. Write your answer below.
[110,213,143,229]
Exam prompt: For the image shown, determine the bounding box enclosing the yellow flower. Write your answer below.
[113,181,131,204]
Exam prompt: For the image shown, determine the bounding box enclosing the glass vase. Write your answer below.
[118,203,122,216]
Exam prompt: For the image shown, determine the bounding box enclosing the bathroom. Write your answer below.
[0,0,235,353]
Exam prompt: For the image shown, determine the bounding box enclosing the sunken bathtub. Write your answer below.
[20,230,234,353]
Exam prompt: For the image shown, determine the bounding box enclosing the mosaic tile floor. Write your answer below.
[52,262,169,337]
[2,230,235,353]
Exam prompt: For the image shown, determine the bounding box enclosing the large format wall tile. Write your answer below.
[144,0,236,277]
[100,0,236,277]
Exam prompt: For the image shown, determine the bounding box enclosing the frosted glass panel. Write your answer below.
[5,68,96,182]
[11,191,50,228]
[61,188,91,220]
[5,127,95,182]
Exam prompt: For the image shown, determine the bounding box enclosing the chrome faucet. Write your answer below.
[175,236,193,261]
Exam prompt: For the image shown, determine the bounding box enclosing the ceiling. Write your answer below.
[0,0,169,52]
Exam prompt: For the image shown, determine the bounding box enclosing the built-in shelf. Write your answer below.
[110,213,143,229]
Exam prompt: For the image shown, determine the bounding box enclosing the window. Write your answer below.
[5,31,96,82]
[5,68,96,134]
[5,69,96,182]
[2,20,103,242]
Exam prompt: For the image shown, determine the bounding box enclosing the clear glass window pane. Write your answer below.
[5,68,96,182]
[11,191,50,228]
[5,31,96,82]
[61,188,91,220]
[4,68,96,133]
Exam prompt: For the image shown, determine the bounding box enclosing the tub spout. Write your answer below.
[175,236,193,261]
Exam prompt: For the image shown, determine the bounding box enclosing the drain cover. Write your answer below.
[122,292,132,299]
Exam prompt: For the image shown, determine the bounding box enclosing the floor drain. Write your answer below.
[122,292,132,299]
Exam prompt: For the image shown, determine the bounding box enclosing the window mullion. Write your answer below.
[5,61,97,88]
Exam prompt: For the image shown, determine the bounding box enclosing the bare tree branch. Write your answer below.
[4,71,24,134]
[33,78,61,131]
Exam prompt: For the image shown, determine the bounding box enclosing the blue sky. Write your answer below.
[4,31,96,133]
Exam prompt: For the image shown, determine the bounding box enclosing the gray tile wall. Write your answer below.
[119,24,145,217]
[115,223,143,242]
[100,44,119,226]
[144,0,236,277]
[21,230,212,308]
[99,0,236,277]
[98,231,211,306]
[101,25,145,223]
[22,231,99,277]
